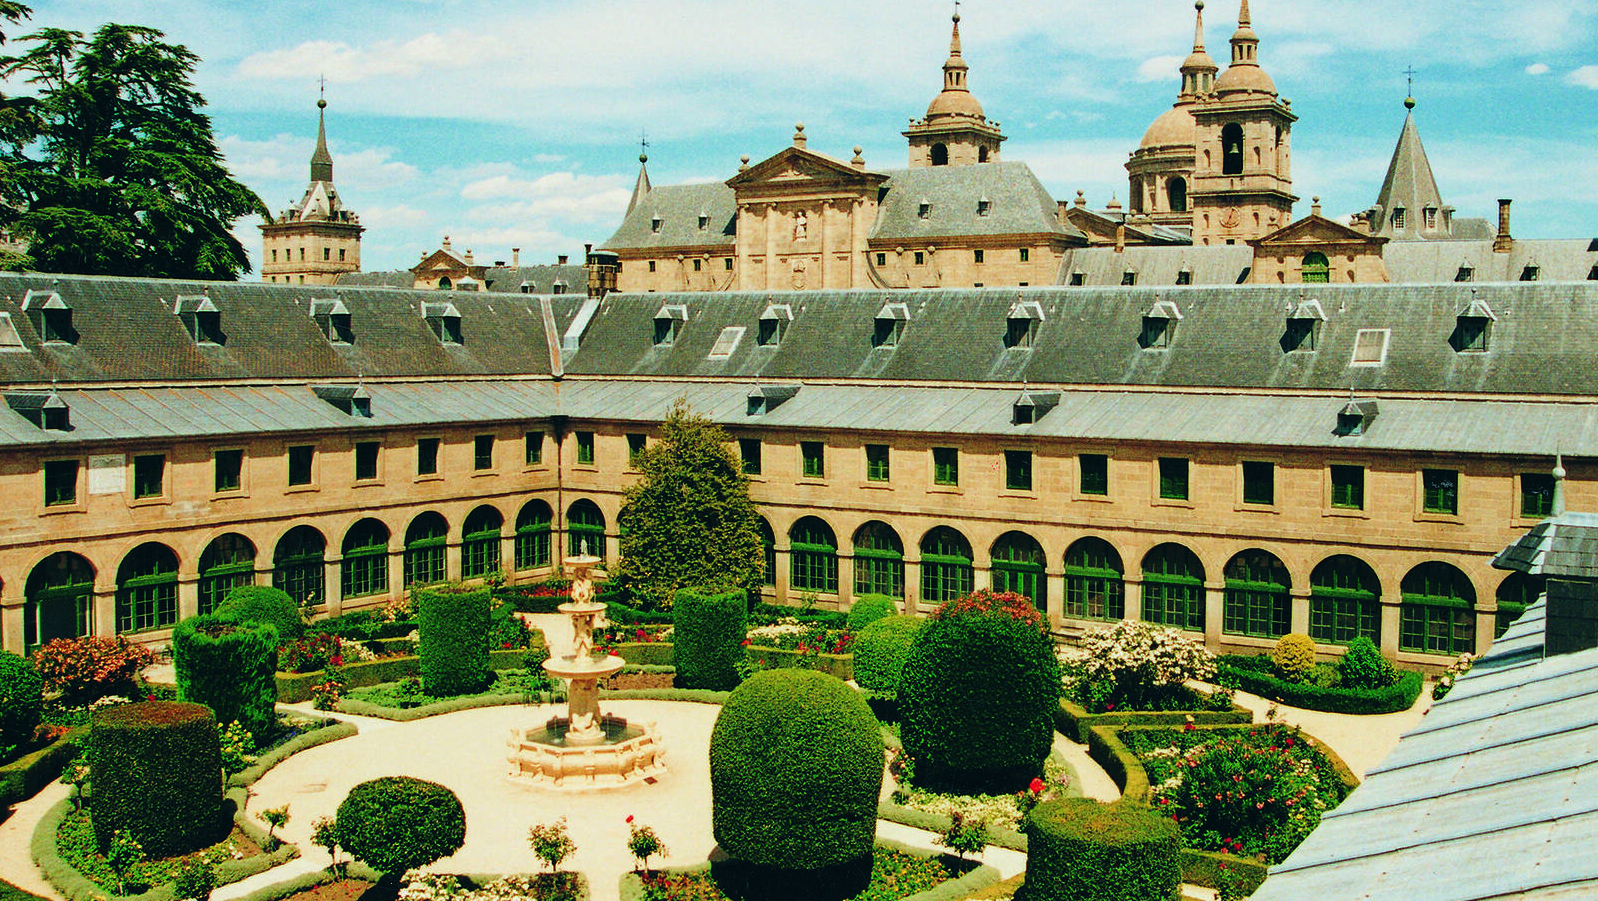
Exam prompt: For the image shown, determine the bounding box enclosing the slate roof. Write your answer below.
[1057,245,1255,287]
[870,162,1086,243]
[598,182,737,251]
[1492,510,1598,578]
[336,264,586,294]
[1368,110,1448,240]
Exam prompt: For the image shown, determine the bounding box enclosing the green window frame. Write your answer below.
[740,438,762,476]
[1330,464,1364,509]
[24,553,93,650]
[1301,251,1330,283]
[790,518,838,593]
[461,508,503,579]
[1064,537,1123,621]
[1400,562,1476,655]
[515,502,553,572]
[417,438,440,476]
[1422,468,1458,515]
[341,520,389,599]
[273,526,326,606]
[1158,457,1189,500]
[1079,453,1108,496]
[355,441,380,481]
[288,445,315,486]
[627,433,647,468]
[1005,450,1033,491]
[567,500,606,559]
[213,449,243,493]
[198,535,255,615]
[525,431,544,466]
[132,454,165,499]
[1494,571,1543,639]
[44,459,78,507]
[759,519,776,587]
[1308,556,1380,645]
[1223,551,1291,638]
[403,514,448,587]
[576,431,595,466]
[921,527,974,604]
[865,444,891,482]
[992,532,1048,609]
[933,447,959,486]
[116,544,178,634]
[1521,472,1555,518]
[1242,461,1274,506]
[801,441,825,479]
[853,522,904,599]
[474,434,495,471]
[1141,544,1205,631]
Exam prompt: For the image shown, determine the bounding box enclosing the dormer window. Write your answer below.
[174,294,224,345]
[917,200,931,220]
[1012,390,1059,425]
[519,281,532,294]
[552,281,567,295]
[1455,266,1474,282]
[1282,298,1325,352]
[1005,300,1044,349]
[1139,299,1181,349]
[0,313,26,352]
[1450,296,1495,353]
[1069,271,1086,287]
[313,384,372,418]
[873,302,909,348]
[1175,268,1193,286]
[758,303,792,346]
[653,304,687,346]
[1520,265,1540,281]
[22,289,76,344]
[6,391,69,430]
[1335,400,1378,437]
[1588,265,1598,281]
[1121,270,1137,286]
[697,213,709,229]
[422,301,462,344]
[746,384,799,416]
[1424,206,1438,229]
[1392,206,1406,228]
[977,197,992,217]
[650,216,663,234]
[1350,328,1390,366]
[310,299,354,344]
[708,326,745,359]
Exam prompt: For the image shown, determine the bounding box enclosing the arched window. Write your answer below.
[515,501,553,572]
[853,521,904,599]
[1301,251,1330,284]
[461,506,503,579]
[1223,549,1291,638]
[1141,544,1204,631]
[1168,176,1188,213]
[341,519,390,599]
[437,276,452,289]
[931,143,949,166]
[977,145,990,163]
[1221,123,1244,175]
[1309,555,1379,645]
[992,531,1048,609]
[273,526,326,607]
[758,517,776,587]
[404,513,448,587]
[789,517,838,594]
[1401,562,1476,655]
[25,553,93,649]
[1495,571,1544,639]
[117,543,178,634]
[198,534,255,615]
[1129,178,1144,214]
[567,500,606,559]
[921,527,974,604]
[1064,537,1123,621]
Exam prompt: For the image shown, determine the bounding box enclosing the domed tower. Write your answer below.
[904,11,1005,167]
[260,92,363,284]
[1188,0,1298,245]
[1126,1,1217,227]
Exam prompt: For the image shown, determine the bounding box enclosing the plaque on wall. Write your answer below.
[88,454,126,495]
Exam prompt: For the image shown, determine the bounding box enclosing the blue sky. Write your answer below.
[20,0,1598,274]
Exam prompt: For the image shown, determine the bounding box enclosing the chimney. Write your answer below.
[792,122,806,150]
[1115,223,1126,254]
[1494,199,1513,253]
[557,254,568,265]
[464,249,474,265]
[512,247,520,267]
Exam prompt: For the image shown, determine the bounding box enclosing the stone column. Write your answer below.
[446,539,463,583]
[774,544,792,606]
[93,577,116,638]
[1046,570,1066,631]
[1290,587,1311,637]
[736,204,753,291]
[904,557,922,617]
[1474,609,1496,657]
[1379,591,1402,659]
[819,201,832,288]
[1203,580,1225,650]
[387,546,406,601]
[974,564,991,593]
[764,204,778,291]
[836,552,854,611]
[0,590,23,654]
[500,532,518,583]
[323,557,343,617]
[1122,576,1143,623]
[176,568,200,623]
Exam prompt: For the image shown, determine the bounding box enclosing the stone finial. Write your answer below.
[1554,454,1568,516]
[739,154,751,172]
[1074,190,1087,209]
[793,122,807,149]
[1312,196,1322,217]
[851,145,865,170]
[442,235,451,251]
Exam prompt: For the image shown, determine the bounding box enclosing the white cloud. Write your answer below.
[237,32,514,82]
[1136,55,1185,83]
[360,204,430,228]
[460,171,631,224]
[1567,65,1598,88]
[338,149,419,189]
[1526,62,1551,75]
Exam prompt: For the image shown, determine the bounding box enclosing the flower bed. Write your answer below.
[276,648,533,703]
[343,668,557,710]
[496,580,577,615]
[1052,696,1252,744]
[876,749,1080,852]
[618,839,997,901]
[1217,655,1425,715]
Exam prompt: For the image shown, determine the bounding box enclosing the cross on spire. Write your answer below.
[953,0,960,20]
[1404,65,1417,96]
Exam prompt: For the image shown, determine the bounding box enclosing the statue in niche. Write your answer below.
[793,210,808,242]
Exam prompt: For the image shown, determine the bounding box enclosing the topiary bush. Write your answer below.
[898,590,1061,793]
[851,614,923,695]
[672,587,747,690]
[417,584,492,696]
[217,585,304,642]
[1022,798,1182,901]
[845,594,897,632]
[172,615,279,745]
[710,669,883,878]
[89,701,224,857]
[335,776,465,876]
[1337,636,1398,690]
[31,636,155,706]
[0,650,43,753]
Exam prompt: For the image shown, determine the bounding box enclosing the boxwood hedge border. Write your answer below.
[873,748,1082,852]
[1052,696,1253,744]
[0,727,85,807]
[1216,660,1425,715]
[276,649,531,703]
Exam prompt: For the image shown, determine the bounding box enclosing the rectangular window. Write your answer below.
[1521,472,1555,518]
[933,447,959,486]
[474,434,495,471]
[801,441,826,478]
[133,453,165,499]
[1242,461,1275,505]
[339,249,346,262]
[1079,453,1108,496]
[576,431,595,466]
[355,441,379,481]
[1158,457,1189,500]
[740,438,762,475]
[214,449,242,492]
[627,433,647,467]
[288,445,314,486]
[724,258,733,271]
[973,249,984,264]
[865,444,890,482]
[692,259,702,272]
[1422,468,1458,515]
[1005,450,1033,491]
[914,251,925,266]
[1330,464,1364,510]
[876,252,886,266]
[417,438,439,476]
[1019,248,1030,262]
[524,431,543,466]
[44,459,78,507]
[323,247,331,261]
[648,260,657,272]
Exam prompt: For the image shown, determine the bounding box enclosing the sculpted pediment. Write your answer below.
[1251,214,1388,249]
[727,146,887,191]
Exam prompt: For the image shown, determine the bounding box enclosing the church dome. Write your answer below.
[1215,62,1276,96]
[1141,103,1196,149]
[927,85,985,119]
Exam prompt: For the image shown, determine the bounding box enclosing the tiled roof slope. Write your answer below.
[563,284,1598,396]
[599,182,737,251]
[1057,245,1254,286]
[335,264,588,294]
[871,162,1086,242]
[0,273,582,383]
[1492,510,1598,578]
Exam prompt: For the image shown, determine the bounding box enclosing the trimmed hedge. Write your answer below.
[417,585,492,696]
[312,610,416,642]
[89,702,224,857]
[751,603,848,627]
[0,726,83,807]
[276,648,533,703]
[172,616,279,744]
[1021,798,1183,901]
[1053,696,1252,744]
[0,650,43,751]
[852,614,924,695]
[742,645,853,681]
[711,669,883,873]
[874,748,1083,852]
[673,587,747,690]
[217,586,303,641]
[846,594,897,632]
[335,776,466,875]
[612,642,675,666]
[1085,725,1152,803]
[1180,848,1268,896]
[1218,655,1425,714]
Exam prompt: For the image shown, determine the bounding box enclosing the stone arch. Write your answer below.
[25,552,94,648]
[789,516,838,594]
[1223,548,1291,639]
[1400,562,1477,656]
[1063,536,1123,622]
[515,500,554,573]
[920,526,973,605]
[567,499,606,559]
[341,518,391,600]
[404,512,449,587]
[198,533,256,615]
[1308,554,1380,646]
[991,530,1047,609]
[853,521,904,600]
[1141,543,1204,631]
[461,505,504,579]
[116,542,179,635]
[273,525,326,607]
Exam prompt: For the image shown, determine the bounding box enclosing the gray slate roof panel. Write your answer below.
[598,182,737,251]
[869,162,1082,242]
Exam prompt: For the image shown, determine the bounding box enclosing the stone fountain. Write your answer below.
[507,549,666,788]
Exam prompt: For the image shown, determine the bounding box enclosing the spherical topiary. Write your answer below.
[1337,636,1397,690]
[1271,633,1318,682]
[898,590,1061,793]
[335,776,466,876]
[845,594,897,632]
[672,587,747,690]
[710,669,883,874]
[217,585,304,642]
[173,615,279,745]
[852,614,923,695]
[0,650,43,750]
[89,701,224,857]
[417,584,492,696]
[1023,799,1183,901]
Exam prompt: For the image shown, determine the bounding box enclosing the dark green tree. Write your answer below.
[616,399,765,605]
[0,21,267,278]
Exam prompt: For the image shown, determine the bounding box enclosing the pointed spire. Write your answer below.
[1230,0,1259,66]
[1180,0,1218,99]
[1214,0,1274,96]
[310,82,333,184]
[943,7,969,91]
[627,131,651,215]
[1194,0,1208,51]
[1372,95,1446,238]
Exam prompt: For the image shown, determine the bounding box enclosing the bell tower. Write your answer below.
[904,8,1004,167]
[261,90,364,284]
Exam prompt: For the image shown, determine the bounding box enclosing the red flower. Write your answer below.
[1029,778,1044,794]
[626,815,634,824]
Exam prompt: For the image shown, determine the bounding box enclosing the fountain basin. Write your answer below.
[507,714,666,789]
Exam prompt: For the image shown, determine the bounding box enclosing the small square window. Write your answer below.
[933,447,959,486]
[627,433,647,467]
[288,445,315,485]
[1158,457,1189,500]
[214,449,242,492]
[133,453,165,499]
[866,444,890,482]
[648,260,657,272]
[1005,450,1033,491]
[417,438,439,476]
[1019,248,1030,262]
[1422,468,1458,515]
[1121,271,1137,286]
[44,459,78,507]
[1520,265,1539,281]
[1455,266,1474,282]
[525,431,543,466]
[692,259,702,272]
[1069,272,1086,286]
[977,199,992,216]
[1451,317,1490,353]
[474,434,495,471]
[1521,472,1555,518]
[355,441,380,481]
[1079,454,1108,496]
[740,438,762,476]
[801,441,825,478]
[1330,464,1363,509]
[876,252,887,266]
[1242,461,1275,505]
[1176,269,1193,285]
[576,431,595,466]
[724,258,734,271]
[1141,316,1172,349]
[974,249,984,264]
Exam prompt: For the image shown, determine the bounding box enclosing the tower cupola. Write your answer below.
[1214,0,1277,96]
[904,8,1005,167]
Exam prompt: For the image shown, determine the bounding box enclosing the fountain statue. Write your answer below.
[507,545,666,788]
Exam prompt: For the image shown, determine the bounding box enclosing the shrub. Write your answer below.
[0,650,43,752]
[1337,637,1397,690]
[89,701,224,857]
[851,614,924,695]
[277,632,343,674]
[216,585,303,641]
[335,776,466,876]
[899,590,1061,792]
[1066,620,1216,713]
[172,615,279,745]
[31,636,155,706]
[417,584,492,696]
[173,858,216,901]
[846,594,897,632]
[527,818,575,873]
[710,669,883,872]
[1218,655,1424,714]
[1023,798,1183,901]
[1270,634,1318,682]
[672,587,747,690]
[488,601,532,649]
